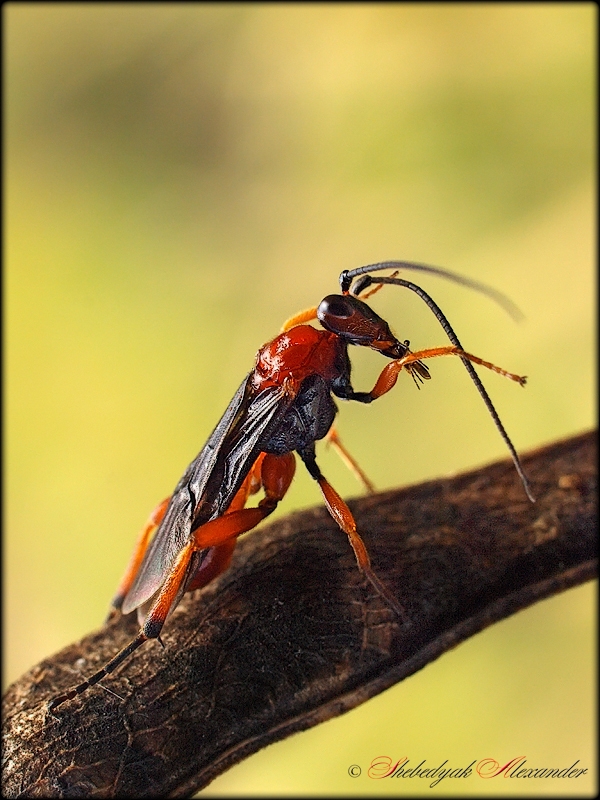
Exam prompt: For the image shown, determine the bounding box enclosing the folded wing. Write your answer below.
[121,376,294,614]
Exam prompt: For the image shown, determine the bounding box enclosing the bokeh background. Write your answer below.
[6,4,595,796]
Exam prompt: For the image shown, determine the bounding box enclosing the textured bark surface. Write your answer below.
[2,430,596,798]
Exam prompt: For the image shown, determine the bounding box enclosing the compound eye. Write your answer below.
[317,293,398,351]
[317,295,354,321]
[317,294,372,339]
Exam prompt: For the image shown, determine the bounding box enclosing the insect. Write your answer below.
[48,260,533,711]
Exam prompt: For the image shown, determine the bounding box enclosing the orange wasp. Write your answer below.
[49,261,532,710]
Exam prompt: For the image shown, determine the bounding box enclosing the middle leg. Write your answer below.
[298,445,407,622]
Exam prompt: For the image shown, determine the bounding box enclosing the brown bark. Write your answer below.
[2,430,596,798]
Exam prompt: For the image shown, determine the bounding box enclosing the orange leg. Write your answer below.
[139,451,295,634]
[369,345,526,400]
[143,452,295,631]
[298,447,407,622]
[192,452,296,550]
[325,426,376,494]
[183,540,237,593]
[109,496,171,615]
[317,475,407,621]
[49,452,297,711]
[50,536,198,711]
[228,453,265,513]
[362,345,534,503]
[183,454,268,593]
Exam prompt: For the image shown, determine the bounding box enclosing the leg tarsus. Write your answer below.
[355,345,526,403]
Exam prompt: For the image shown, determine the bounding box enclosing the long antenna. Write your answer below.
[340,260,524,321]
[339,263,534,502]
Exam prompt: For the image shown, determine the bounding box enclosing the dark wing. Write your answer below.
[121,375,294,614]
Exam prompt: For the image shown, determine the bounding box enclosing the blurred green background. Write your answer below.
[6,4,595,796]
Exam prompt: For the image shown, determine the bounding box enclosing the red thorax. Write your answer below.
[252,325,342,392]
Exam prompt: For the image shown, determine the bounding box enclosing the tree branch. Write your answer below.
[2,431,596,798]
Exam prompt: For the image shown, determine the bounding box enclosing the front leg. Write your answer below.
[339,345,533,502]
[341,345,526,403]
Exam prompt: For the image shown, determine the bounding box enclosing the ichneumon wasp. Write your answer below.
[49,260,532,711]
